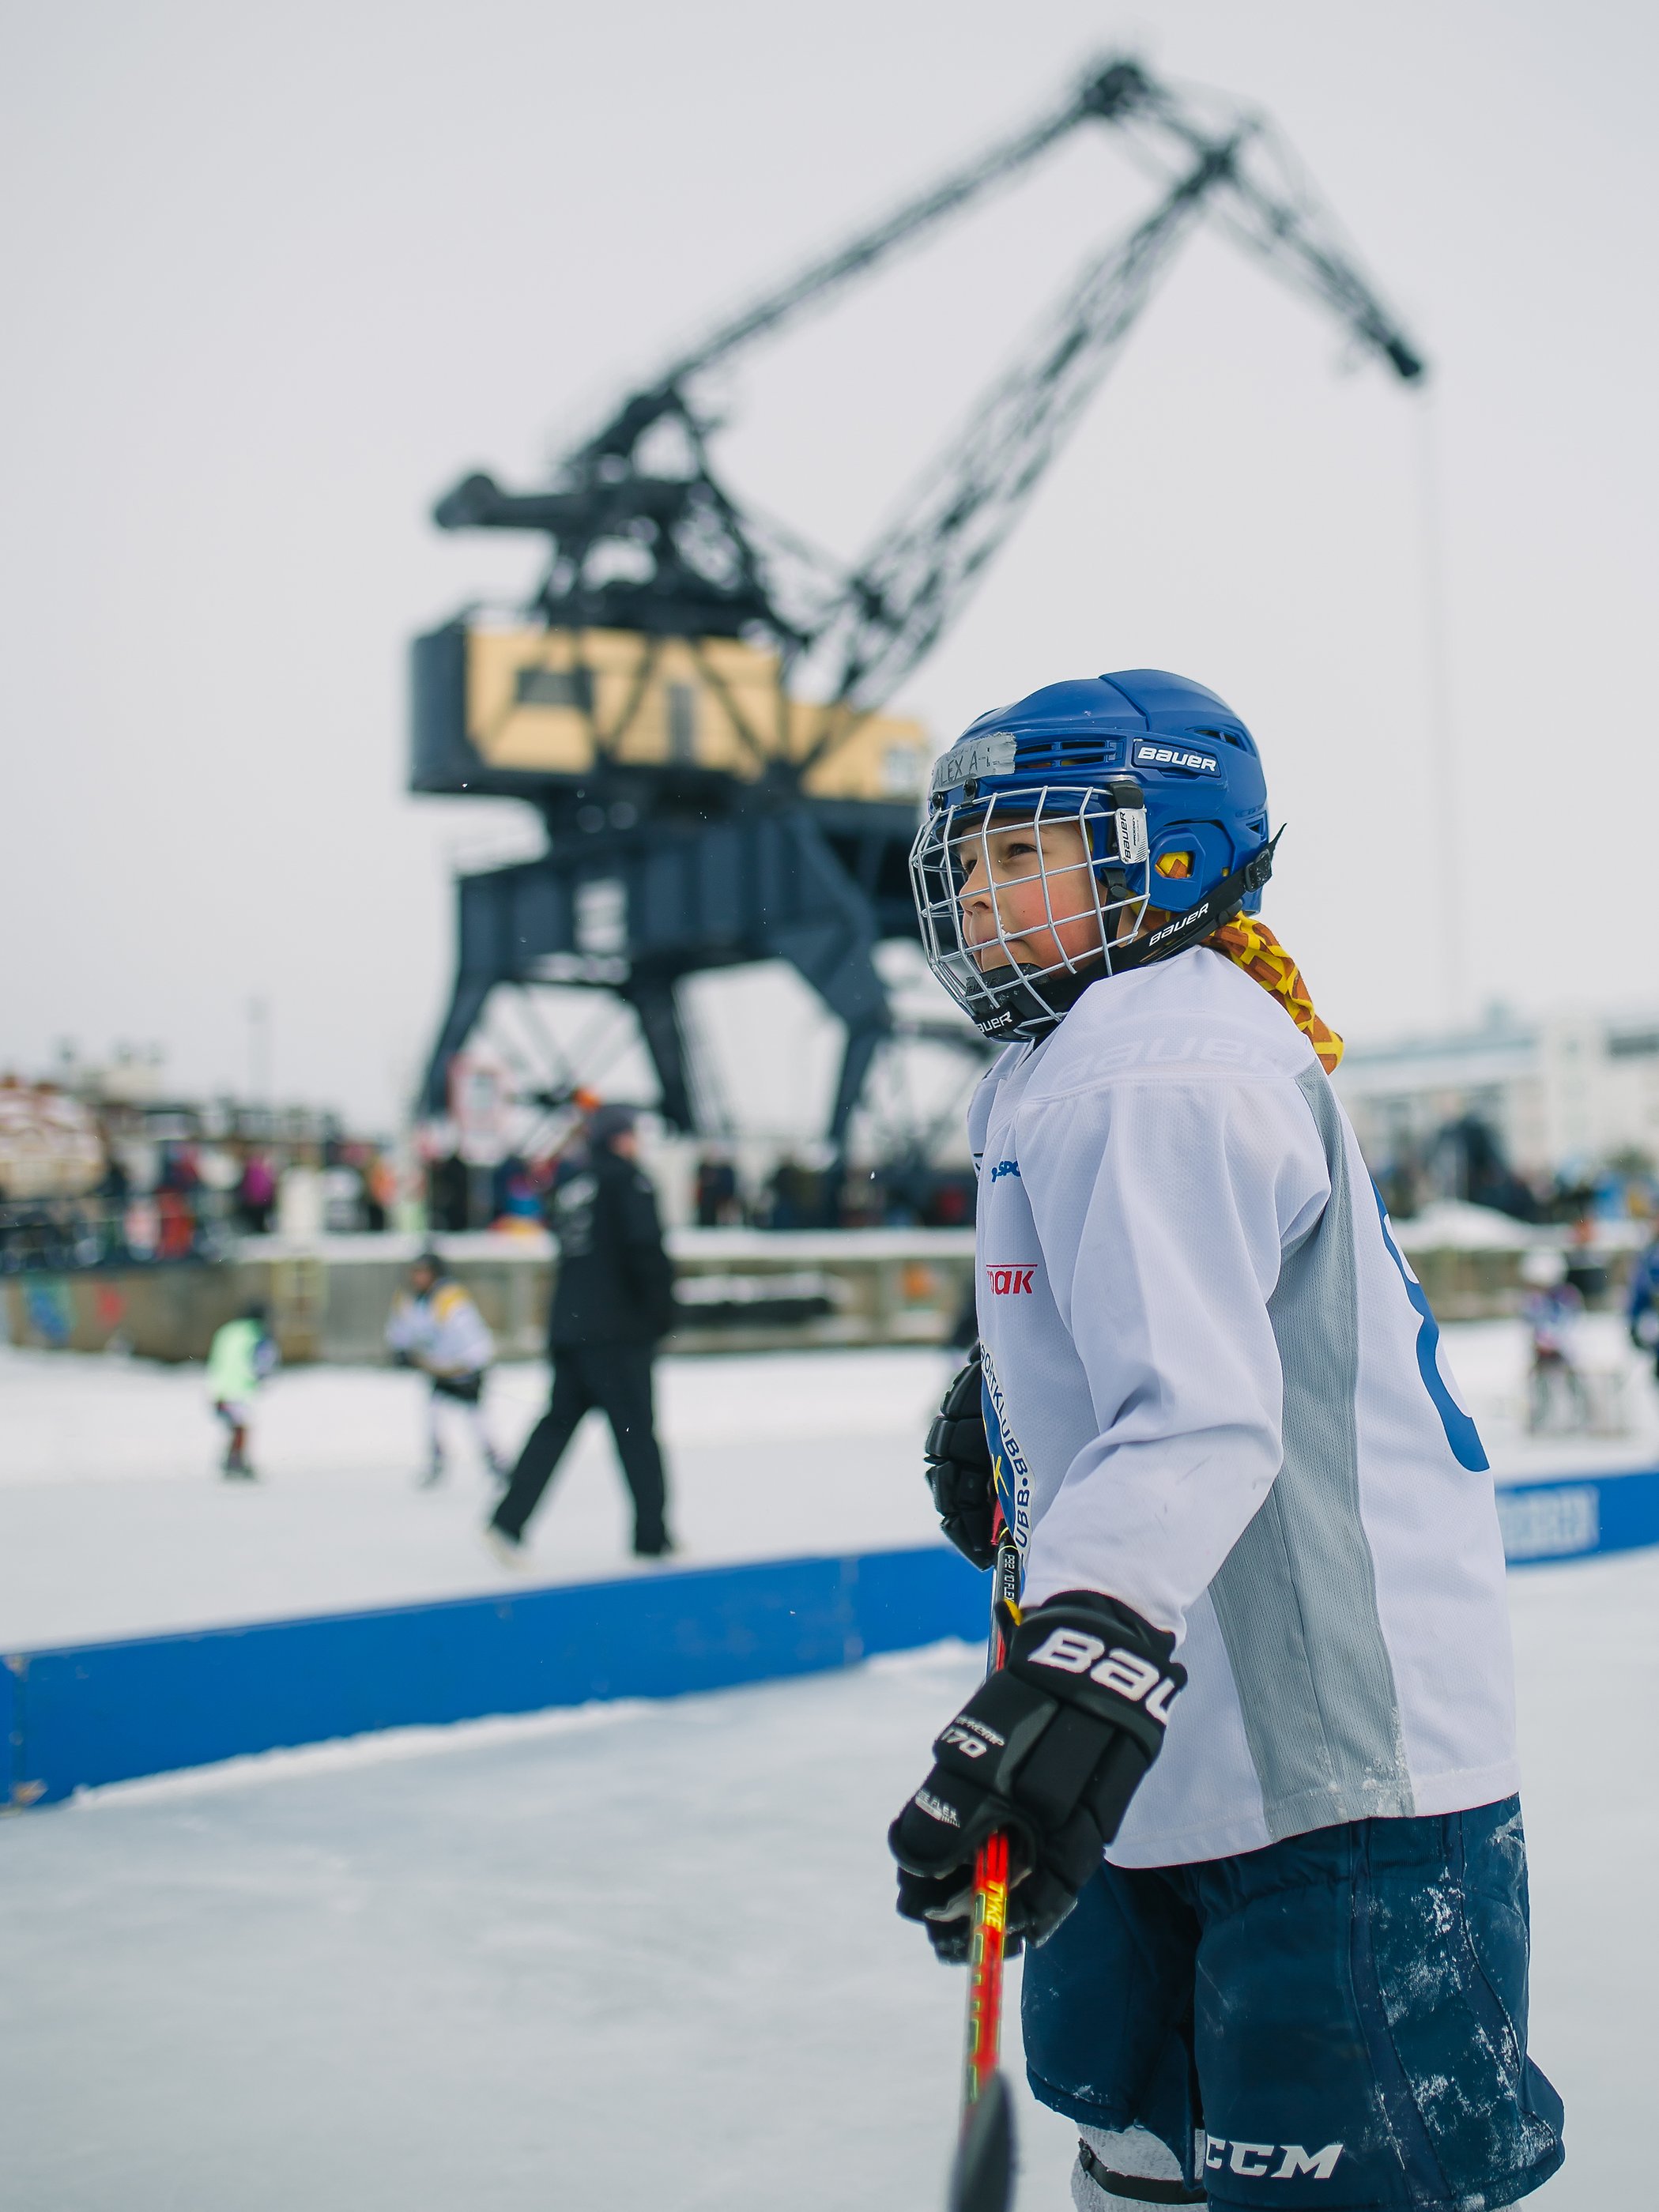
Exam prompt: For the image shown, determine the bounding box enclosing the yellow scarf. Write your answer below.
[1205,913,1344,1073]
[1149,851,1342,1072]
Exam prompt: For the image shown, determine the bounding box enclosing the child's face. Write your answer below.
[954,815,1105,973]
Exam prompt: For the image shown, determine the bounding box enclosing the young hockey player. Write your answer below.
[386,1249,505,1487]
[1625,1222,1659,1379]
[1519,1248,1585,1434]
[891,671,1563,2210]
[205,1301,278,1478]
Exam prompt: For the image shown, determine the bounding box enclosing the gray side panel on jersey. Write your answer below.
[1208,1065,1414,1838]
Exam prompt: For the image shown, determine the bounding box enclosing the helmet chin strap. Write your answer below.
[964,834,1280,1042]
[1109,830,1281,974]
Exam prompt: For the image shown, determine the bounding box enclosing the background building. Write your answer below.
[1336,1006,1659,1220]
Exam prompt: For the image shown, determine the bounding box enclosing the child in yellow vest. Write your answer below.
[205,1303,278,1479]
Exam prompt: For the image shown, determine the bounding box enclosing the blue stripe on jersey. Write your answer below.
[1371,1184,1488,1473]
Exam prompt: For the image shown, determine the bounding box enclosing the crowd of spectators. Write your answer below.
[749,1154,974,1230]
[1370,1111,1659,1234]
[19,1066,1659,1288]
[418,1143,978,1237]
[0,1075,402,1277]
[693,1151,975,1231]
[0,1034,1163,1286]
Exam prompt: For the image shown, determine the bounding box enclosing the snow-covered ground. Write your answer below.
[0,1347,953,1648]
[2,1317,1656,1651]
[2,1548,1652,2211]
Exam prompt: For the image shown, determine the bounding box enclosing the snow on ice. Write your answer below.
[1,1328,1655,2206]
[0,1562,1651,2209]
[0,1344,955,1648]
[2,1315,1654,1651]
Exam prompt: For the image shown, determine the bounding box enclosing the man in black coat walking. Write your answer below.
[487,1105,677,1562]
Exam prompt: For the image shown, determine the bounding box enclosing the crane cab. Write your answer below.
[412,620,931,807]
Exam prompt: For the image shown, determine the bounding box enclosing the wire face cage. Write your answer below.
[909,783,1152,1041]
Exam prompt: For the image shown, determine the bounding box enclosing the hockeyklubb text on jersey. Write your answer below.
[985,1264,1036,1295]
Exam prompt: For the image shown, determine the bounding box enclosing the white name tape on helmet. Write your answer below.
[931,731,1019,793]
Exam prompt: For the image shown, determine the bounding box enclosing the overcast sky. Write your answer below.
[3,0,1655,1136]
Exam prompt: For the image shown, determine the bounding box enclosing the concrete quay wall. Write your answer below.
[0,1228,978,1364]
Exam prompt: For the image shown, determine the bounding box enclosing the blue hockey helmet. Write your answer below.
[909,669,1276,1042]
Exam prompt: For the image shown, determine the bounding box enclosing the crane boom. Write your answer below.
[793,89,1422,722]
[1096,79,1423,380]
[808,140,1236,721]
[414,58,1431,1155]
[574,60,1159,465]
[432,55,1426,707]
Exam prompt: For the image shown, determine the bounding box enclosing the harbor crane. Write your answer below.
[413,55,1423,1151]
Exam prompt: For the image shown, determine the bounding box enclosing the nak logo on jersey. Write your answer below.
[984,1263,1035,1296]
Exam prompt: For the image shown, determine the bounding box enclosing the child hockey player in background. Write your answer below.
[386,1249,505,1487]
[205,1302,277,1479]
[1625,1223,1659,1380]
[891,671,1563,2210]
[1519,1248,1585,1434]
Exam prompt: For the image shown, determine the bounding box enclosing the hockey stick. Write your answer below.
[947,1528,1023,2212]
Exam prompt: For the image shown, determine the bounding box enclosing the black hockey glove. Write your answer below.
[925,1344,997,1571]
[888,1592,1185,1951]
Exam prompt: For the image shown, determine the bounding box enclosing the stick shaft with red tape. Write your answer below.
[947,1527,1024,2212]
[961,1828,1012,2107]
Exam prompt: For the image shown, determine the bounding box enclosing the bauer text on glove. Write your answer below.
[888,1592,1185,1949]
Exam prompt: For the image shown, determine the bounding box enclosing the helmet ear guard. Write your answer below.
[1108,827,1280,977]
[1146,822,1236,914]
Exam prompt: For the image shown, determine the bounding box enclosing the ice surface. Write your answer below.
[3,1552,1655,2210]
[0,1346,956,1646]
[4,1320,1657,1650]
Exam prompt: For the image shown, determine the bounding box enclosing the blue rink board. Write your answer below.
[1494,1464,1659,1566]
[7,1468,1659,1809]
[5,1544,987,1807]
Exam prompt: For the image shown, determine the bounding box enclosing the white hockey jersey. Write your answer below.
[968,947,1518,1869]
[386,1281,494,1378]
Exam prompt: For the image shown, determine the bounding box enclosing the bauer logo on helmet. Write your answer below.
[1133,740,1220,774]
